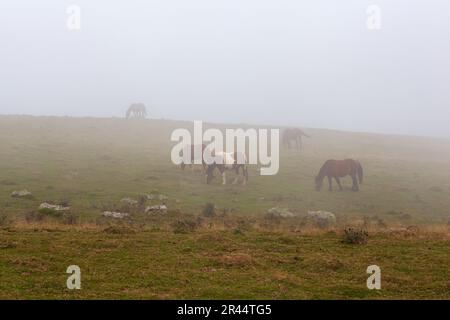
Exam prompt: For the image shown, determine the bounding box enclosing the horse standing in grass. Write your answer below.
[126,103,147,119]
[315,159,363,191]
[205,151,248,185]
[282,128,310,150]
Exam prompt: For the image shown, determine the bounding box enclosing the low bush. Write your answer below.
[202,203,216,217]
[171,219,198,234]
[342,228,369,244]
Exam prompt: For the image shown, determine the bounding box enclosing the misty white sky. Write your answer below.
[1,0,449,137]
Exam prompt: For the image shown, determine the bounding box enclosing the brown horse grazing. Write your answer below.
[315,159,363,191]
[282,128,310,150]
[180,144,207,172]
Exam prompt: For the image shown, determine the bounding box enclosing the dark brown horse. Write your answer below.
[282,128,310,150]
[315,159,363,191]
[180,144,207,171]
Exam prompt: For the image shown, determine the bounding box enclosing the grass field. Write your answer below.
[0,115,449,299]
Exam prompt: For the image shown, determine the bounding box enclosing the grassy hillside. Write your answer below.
[0,115,449,299]
[1,115,450,224]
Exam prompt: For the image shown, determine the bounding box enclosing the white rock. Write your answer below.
[145,205,168,214]
[102,211,129,219]
[120,197,138,206]
[307,210,336,228]
[11,190,32,198]
[39,202,70,211]
[266,207,294,218]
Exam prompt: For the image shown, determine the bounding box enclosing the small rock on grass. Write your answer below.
[266,207,294,218]
[11,190,32,198]
[102,211,129,219]
[145,205,168,214]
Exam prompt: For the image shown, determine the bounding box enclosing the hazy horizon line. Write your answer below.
[1,112,449,142]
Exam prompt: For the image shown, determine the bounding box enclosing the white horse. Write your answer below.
[205,151,248,185]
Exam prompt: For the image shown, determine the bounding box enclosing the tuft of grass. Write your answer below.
[342,228,369,244]
[171,219,199,234]
[202,203,216,217]
[0,212,12,227]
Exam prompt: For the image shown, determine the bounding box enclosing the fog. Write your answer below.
[1,0,449,138]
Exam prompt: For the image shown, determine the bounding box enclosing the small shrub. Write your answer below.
[137,195,147,207]
[202,203,216,217]
[0,213,12,227]
[171,219,198,234]
[342,228,368,244]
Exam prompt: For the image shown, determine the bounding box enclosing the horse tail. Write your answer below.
[357,161,363,184]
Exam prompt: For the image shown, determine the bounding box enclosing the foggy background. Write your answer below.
[1,0,449,138]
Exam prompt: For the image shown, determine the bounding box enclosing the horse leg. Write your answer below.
[217,166,226,185]
[242,166,248,185]
[232,166,239,184]
[328,176,332,191]
[205,165,214,184]
[351,175,359,191]
[335,177,343,191]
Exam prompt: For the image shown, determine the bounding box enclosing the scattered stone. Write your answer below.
[120,197,138,206]
[102,211,129,219]
[307,210,336,228]
[11,190,32,198]
[158,194,168,201]
[266,207,294,218]
[145,205,168,214]
[39,202,70,211]
[146,194,156,200]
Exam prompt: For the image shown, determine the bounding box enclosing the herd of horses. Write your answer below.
[179,128,364,192]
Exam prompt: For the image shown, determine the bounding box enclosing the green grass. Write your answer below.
[0,115,450,299]
[0,226,448,299]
